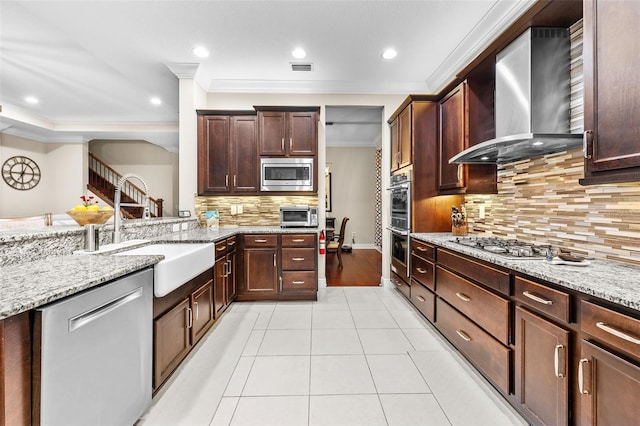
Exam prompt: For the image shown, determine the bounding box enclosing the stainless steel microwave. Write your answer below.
[261,158,314,191]
[280,205,319,228]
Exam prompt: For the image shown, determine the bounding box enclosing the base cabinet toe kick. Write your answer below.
[396,241,640,426]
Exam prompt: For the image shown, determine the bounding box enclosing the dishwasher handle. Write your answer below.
[68,287,144,332]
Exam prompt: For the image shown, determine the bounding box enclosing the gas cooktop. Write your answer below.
[450,236,552,259]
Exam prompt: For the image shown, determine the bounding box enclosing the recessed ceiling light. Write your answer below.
[25,96,39,104]
[150,97,162,106]
[382,48,397,60]
[192,46,209,58]
[292,48,306,59]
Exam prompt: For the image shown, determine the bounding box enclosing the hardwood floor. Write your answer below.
[325,248,382,286]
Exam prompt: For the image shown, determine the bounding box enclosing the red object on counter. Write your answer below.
[319,230,326,255]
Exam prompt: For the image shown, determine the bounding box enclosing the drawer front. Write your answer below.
[410,279,435,323]
[438,249,510,296]
[411,240,434,261]
[243,234,278,248]
[282,248,316,270]
[581,300,640,360]
[436,298,511,393]
[391,272,411,299]
[215,240,227,258]
[437,266,510,345]
[515,277,570,323]
[282,271,317,292]
[282,233,316,247]
[411,255,434,291]
[226,236,237,251]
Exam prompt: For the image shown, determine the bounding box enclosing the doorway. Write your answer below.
[325,106,383,286]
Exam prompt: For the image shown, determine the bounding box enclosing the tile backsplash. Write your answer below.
[195,195,319,227]
[465,149,640,265]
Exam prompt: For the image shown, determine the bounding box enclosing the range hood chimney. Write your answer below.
[450,27,582,164]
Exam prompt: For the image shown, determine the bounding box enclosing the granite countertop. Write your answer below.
[412,233,640,312]
[0,226,318,319]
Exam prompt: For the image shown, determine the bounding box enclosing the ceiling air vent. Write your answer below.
[290,62,314,72]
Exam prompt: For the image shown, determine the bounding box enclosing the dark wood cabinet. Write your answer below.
[197,112,258,195]
[257,108,318,157]
[154,298,191,388]
[389,117,400,172]
[581,0,640,185]
[280,234,317,297]
[213,237,236,316]
[439,82,468,193]
[0,311,32,426]
[578,340,640,425]
[515,307,570,426]
[390,104,412,172]
[153,269,215,391]
[238,235,279,300]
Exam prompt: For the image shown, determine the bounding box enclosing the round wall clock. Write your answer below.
[2,155,41,190]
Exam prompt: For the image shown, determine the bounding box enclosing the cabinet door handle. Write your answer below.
[279,276,283,292]
[456,329,472,342]
[194,302,199,322]
[595,321,640,344]
[187,307,193,329]
[227,259,232,275]
[234,175,237,187]
[455,292,471,302]
[274,253,277,267]
[292,238,305,242]
[583,130,592,159]
[416,267,427,274]
[292,257,305,261]
[578,358,590,395]
[457,164,463,182]
[254,239,268,243]
[522,291,553,305]
[416,295,426,302]
[225,175,229,187]
[281,138,285,151]
[289,138,293,151]
[554,344,565,378]
[292,280,305,285]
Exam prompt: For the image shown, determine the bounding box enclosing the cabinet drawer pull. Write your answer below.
[554,344,565,378]
[415,246,427,252]
[455,292,471,302]
[578,358,590,395]
[292,280,305,285]
[522,291,553,305]
[187,307,193,329]
[254,239,268,243]
[416,295,426,302]
[416,267,427,274]
[292,238,306,242]
[456,329,472,342]
[595,321,640,344]
[292,257,305,261]
[227,240,236,246]
[217,246,226,251]
[395,281,403,287]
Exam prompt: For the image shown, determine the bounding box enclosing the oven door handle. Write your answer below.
[386,227,410,236]
[387,227,411,278]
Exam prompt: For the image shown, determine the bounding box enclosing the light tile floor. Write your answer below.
[139,286,528,426]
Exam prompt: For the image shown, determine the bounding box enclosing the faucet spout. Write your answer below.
[112,174,151,244]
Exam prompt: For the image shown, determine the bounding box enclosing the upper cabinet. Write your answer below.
[197,111,258,195]
[390,104,412,172]
[438,76,497,195]
[256,107,319,157]
[581,0,640,185]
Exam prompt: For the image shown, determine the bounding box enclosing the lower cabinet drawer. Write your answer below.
[391,272,411,299]
[243,234,278,248]
[281,271,317,292]
[411,255,434,291]
[410,279,435,323]
[282,248,316,270]
[436,298,511,394]
[437,267,510,345]
[581,300,640,360]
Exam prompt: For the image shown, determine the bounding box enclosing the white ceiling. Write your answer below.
[0,0,535,152]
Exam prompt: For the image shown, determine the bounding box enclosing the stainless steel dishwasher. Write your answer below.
[35,268,153,426]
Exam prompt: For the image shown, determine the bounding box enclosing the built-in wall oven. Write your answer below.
[387,170,411,278]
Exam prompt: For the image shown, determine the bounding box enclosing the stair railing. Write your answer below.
[88,153,163,217]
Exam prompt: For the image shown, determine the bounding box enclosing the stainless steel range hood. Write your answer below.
[450,27,582,164]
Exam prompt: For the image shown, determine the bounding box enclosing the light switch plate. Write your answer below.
[237,204,243,214]
[230,205,237,215]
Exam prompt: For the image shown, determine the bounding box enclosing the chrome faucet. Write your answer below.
[113,174,151,244]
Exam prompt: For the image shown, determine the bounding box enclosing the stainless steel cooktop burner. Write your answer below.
[450,236,551,259]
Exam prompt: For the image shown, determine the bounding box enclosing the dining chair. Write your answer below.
[327,217,349,267]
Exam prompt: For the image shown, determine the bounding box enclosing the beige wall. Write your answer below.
[90,140,179,217]
[326,146,377,246]
[0,133,87,217]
